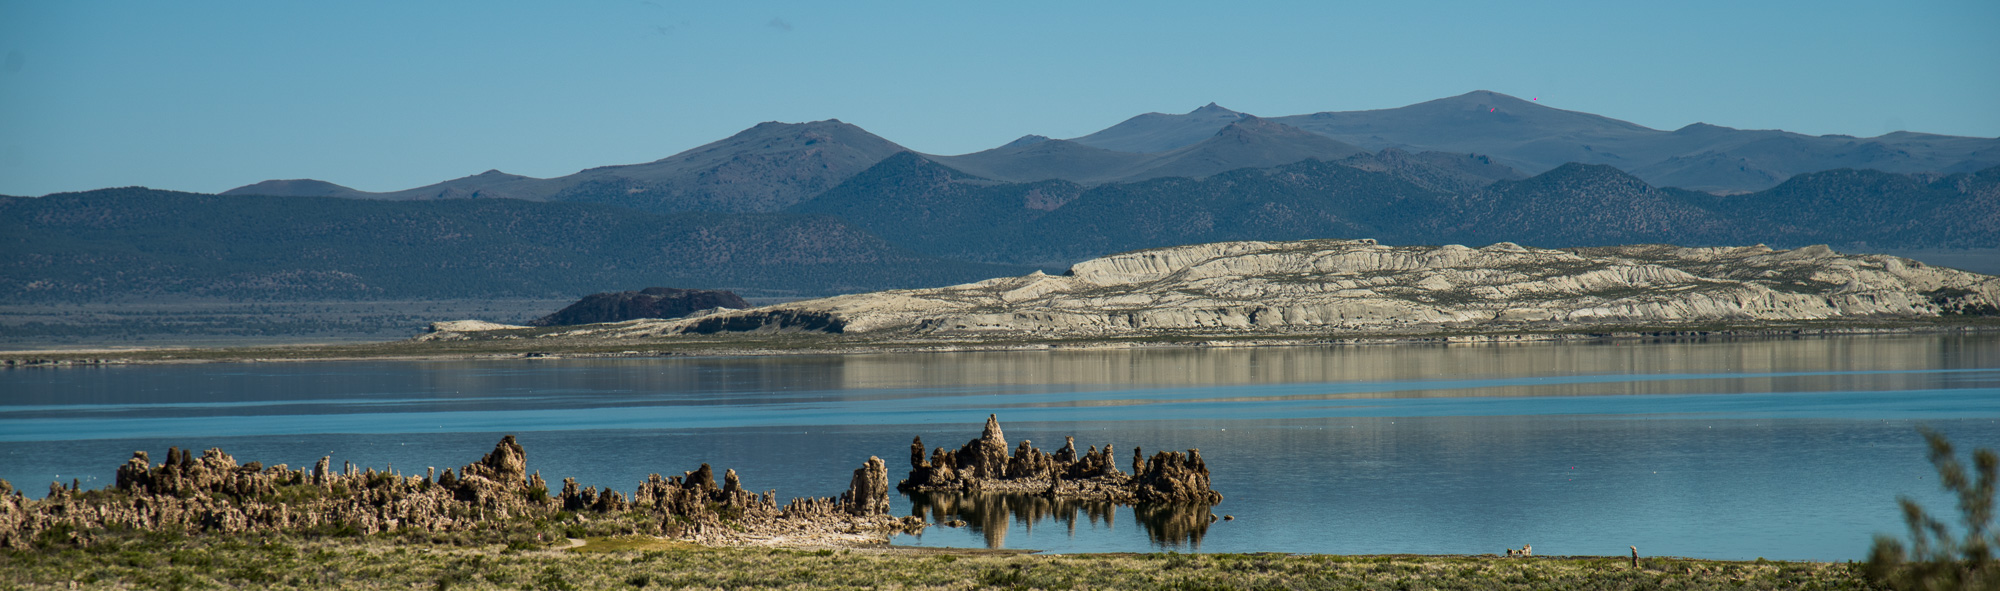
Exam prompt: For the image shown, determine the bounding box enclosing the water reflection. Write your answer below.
[12,335,1996,411]
[907,491,1215,549]
[828,334,2000,399]
[6,334,1999,442]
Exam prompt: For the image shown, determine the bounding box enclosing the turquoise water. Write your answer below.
[2,334,1996,559]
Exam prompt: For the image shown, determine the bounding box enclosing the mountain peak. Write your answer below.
[220,178,369,198]
[1190,102,1241,116]
[1452,90,1529,103]
[744,119,856,133]
[454,169,532,183]
[1002,134,1052,149]
[1673,122,1734,134]
[1069,103,1251,153]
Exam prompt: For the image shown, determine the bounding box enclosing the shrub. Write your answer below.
[1867,427,1999,589]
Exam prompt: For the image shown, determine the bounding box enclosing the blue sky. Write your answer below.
[1,0,1995,196]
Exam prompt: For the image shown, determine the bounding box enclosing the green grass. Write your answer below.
[0,532,1876,590]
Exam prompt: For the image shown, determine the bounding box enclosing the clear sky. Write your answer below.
[1,0,1995,196]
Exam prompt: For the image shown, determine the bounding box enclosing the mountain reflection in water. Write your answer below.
[906,492,1215,549]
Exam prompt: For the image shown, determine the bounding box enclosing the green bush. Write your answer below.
[1867,427,1999,589]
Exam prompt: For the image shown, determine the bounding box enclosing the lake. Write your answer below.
[3,334,1997,560]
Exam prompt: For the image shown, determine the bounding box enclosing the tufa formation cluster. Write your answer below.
[899,414,1223,505]
[0,436,910,548]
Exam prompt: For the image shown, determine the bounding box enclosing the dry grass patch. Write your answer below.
[570,536,701,554]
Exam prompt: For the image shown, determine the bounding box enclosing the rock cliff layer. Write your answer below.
[581,239,2000,338]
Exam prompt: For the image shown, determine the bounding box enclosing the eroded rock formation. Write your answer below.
[898,415,1222,506]
[568,239,2000,338]
[841,457,891,516]
[1133,449,1222,504]
[0,436,915,549]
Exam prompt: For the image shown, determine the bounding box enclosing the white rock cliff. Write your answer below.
[576,239,2000,338]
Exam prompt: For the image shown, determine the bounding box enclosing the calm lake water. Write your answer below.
[3,334,1998,560]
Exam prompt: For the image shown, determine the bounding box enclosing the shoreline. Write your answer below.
[3,318,1996,367]
[3,530,1877,589]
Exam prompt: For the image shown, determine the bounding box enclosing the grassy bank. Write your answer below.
[1,532,1873,590]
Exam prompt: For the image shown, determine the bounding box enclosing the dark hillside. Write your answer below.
[795,153,1999,267]
[1709,166,2000,249]
[1017,159,1446,260]
[1336,148,1525,193]
[0,188,1023,302]
[788,153,1082,262]
[1430,163,1733,247]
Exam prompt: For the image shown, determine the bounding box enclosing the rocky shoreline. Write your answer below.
[0,436,919,550]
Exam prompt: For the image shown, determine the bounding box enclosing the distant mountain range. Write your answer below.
[223,90,2000,206]
[8,91,1996,304]
[1265,91,2000,194]
[15,154,1985,304]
